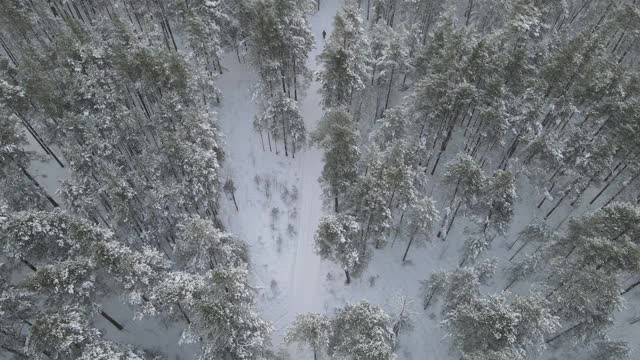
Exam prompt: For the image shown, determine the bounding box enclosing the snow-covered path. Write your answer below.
[214,2,452,357]
[215,0,342,350]
[288,0,343,318]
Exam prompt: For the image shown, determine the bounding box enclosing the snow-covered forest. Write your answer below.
[1,0,640,359]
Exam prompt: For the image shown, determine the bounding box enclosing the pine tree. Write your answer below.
[174,217,248,272]
[224,179,240,211]
[440,153,486,239]
[389,295,415,339]
[286,313,332,360]
[543,203,640,344]
[318,3,371,109]
[315,214,365,284]
[376,26,411,114]
[0,107,55,210]
[26,306,145,360]
[579,341,629,360]
[444,153,487,206]
[313,109,360,213]
[329,301,395,360]
[420,271,448,309]
[425,259,497,315]
[401,196,438,262]
[457,170,516,265]
[263,91,307,157]
[445,293,558,359]
[195,267,272,360]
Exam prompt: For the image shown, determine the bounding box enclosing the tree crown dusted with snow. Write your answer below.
[329,301,396,360]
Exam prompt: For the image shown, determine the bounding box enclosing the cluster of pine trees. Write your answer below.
[0,0,277,358]
[311,0,640,359]
[248,0,313,158]
[286,302,395,360]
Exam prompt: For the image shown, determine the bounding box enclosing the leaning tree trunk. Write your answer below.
[231,192,239,211]
[20,166,59,208]
[384,65,395,112]
[402,228,417,262]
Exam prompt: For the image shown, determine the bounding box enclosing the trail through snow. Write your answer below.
[289,0,343,318]
[215,0,342,351]
[23,0,640,357]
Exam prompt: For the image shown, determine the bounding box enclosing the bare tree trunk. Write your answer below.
[504,277,518,291]
[443,201,462,241]
[99,310,124,330]
[232,192,239,211]
[391,210,405,247]
[293,56,298,101]
[622,279,640,295]
[344,269,351,284]
[509,239,530,261]
[282,116,288,157]
[545,322,582,344]
[402,230,416,262]
[424,291,435,309]
[464,0,474,26]
[367,0,370,20]
[545,191,570,219]
[20,166,59,208]
[384,65,395,112]
[176,302,191,324]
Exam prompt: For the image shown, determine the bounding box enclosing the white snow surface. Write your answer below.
[214,1,640,359]
[214,1,453,357]
[18,0,640,358]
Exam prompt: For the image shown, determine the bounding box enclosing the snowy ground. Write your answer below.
[214,1,640,359]
[19,0,640,358]
[214,0,342,349]
[214,0,453,357]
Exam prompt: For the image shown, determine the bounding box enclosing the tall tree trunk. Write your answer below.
[509,239,530,261]
[391,210,405,247]
[589,164,627,205]
[367,0,370,20]
[504,277,518,291]
[545,191,570,219]
[603,172,640,208]
[384,65,395,112]
[293,56,298,101]
[545,322,582,344]
[99,310,124,330]
[443,201,462,241]
[622,278,640,295]
[402,230,416,262]
[232,192,239,211]
[344,269,351,284]
[464,0,474,26]
[20,166,58,208]
[424,291,435,309]
[282,116,288,157]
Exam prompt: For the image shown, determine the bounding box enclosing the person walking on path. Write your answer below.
[322,30,326,40]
